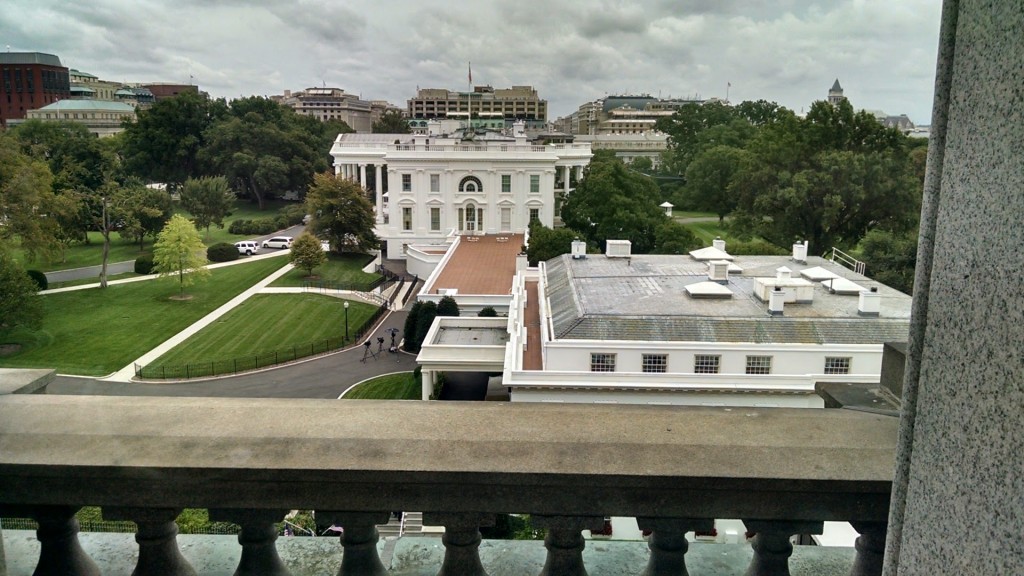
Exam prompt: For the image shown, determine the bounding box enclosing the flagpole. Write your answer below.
[468,61,472,128]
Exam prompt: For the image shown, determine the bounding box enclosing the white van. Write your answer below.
[235,241,261,256]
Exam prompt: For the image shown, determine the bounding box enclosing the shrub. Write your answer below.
[279,204,307,227]
[26,269,47,290]
[228,219,251,235]
[134,254,155,275]
[403,301,422,352]
[437,295,460,317]
[726,240,789,256]
[478,306,498,317]
[228,217,278,235]
[207,242,240,263]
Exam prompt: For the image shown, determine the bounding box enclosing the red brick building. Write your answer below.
[0,52,70,129]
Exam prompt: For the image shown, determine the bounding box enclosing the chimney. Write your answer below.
[712,237,726,252]
[776,266,792,280]
[571,238,587,259]
[858,286,881,317]
[768,286,786,316]
[708,260,730,284]
[792,240,808,263]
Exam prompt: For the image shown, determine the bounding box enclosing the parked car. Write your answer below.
[262,236,294,249]
[234,241,261,256]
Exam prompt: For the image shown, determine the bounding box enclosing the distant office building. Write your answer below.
[142,84,199,101]
[370,100,405,123]
[10,99,136,137]
[408,85,547,122]
[0,52,70,129]
[556,95,703,135]
[828,79,846,106]
[277,87,373,132]
[574,132,669,168]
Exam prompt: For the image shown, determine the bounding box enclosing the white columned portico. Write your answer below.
[375,164,384,224]
[563,165,571,196]
[359,164,367,187]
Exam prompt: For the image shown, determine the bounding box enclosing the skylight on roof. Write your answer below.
[685,281,734,299]
[822,277,866,295]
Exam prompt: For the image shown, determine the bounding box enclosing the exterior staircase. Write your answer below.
[376,511,426,538]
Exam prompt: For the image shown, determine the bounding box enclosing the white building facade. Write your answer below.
[330,124,592,259]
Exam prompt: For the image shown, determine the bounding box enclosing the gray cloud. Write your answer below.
[0,0,942,124]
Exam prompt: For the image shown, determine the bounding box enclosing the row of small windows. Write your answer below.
[588,354,852,375]
[1,68,69,94]
[400,205,539,232]
[400,173,541,194]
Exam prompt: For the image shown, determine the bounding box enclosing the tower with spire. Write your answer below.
[828,78,846,106]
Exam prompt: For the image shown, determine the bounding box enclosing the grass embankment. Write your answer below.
[12,200,296,273]
[270,252,379,290]
[344,372,420,400]
[0,258,286,376]
[148,294,379,369]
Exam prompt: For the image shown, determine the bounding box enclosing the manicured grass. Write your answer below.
[685,220,732,244]
[270,252,380,290]
[672,211,718,220]
[47,271,141,290]
[148,294,379,369]
[176,198,297,246]
[0,258,287,376]
[344,372,420,400]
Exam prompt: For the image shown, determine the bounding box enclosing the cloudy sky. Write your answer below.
[2,0,943,124]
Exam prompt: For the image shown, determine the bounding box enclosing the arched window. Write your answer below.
[459,175,483,193]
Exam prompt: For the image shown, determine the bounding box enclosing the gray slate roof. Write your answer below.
[545,253,911,344]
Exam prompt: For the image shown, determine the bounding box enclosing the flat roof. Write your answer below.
[435,326,509,346]
[34,100,135,112]
[545,253,912,344]
[429,234,524,296]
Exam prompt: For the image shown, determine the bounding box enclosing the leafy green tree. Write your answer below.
[477,307,498,317]
[860,228,919,294]
[121,91,222,188]
[527,221,584,264]
[372,110,410,133]
[180,176,234,239]
[655,100,739,176]
[0,135,55,261]
[153,214,210,298]
[199,97,326,209]
[653,220,702,255]
[437,295,460,317]
[561,152,667,254]
[290,232,327,276]
[116,181,174,250]
[403,301,423,352]
[414,301,438,351]
[0,249,44,331]
[683,145,754,223]
[305,173,378,254]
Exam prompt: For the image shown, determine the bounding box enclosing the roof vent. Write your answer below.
[606,239,632,258]
[571,238,587,259]
[858,286,881,317]
[793,240,809,263]
[776,266,793,280]
[712,237,726,252]
[768,286,786,316]
[708,260,730,284]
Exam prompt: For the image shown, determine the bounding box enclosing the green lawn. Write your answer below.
[0,258,287,376]
[47,271,141,290]
[271,252,380,290]
[685,221,732,244]
[672,211,717,220]
[148,294,379,369]
[344,372,420,400]
[12,199,296,272]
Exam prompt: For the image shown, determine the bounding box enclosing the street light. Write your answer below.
[343,301,350,342]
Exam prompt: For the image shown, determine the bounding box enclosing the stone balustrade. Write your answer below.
[0,394,896,575]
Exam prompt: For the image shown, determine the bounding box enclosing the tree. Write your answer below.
[403,301,423,352]
[682,145,755,223]
[290,232,327,276]
[116,181,174,250]
[527,221,584,265]
[561,152,667,254]
[372,110,410,134]
[181,176,235,239]
[199,97,326,209]
[437,296,460,317]
[0,249,44,331]
[413,301,438,351]
[153,214,211,298]
[652,220,702,255]
[0,135,55,261]
[121,91,222,188]
[305,173,378,254]
[477,307,498,317]
[860,228,919,295]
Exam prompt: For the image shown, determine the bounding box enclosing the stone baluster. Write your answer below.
[636,517,715,576]
[422,512,494,576]
[532,515,605,576]
[849,521,886,576]
[104,507,196,576]
[316,511,390,576]
[209,508,291,576]
[25,505,100,576]
[742,519,823,576]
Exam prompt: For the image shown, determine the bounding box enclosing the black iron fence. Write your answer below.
[135,304,389,380]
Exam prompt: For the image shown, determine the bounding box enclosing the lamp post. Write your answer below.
[343,301,350,342]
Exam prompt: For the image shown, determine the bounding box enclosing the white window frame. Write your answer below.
[529,174,540,193]
[642,354,668,373]
[694,354,721,374]
[402,174,412,192]
[430,173,440,193]
[824,357,852,375]
[590,353,616,372]
[402,207,413,231]
[501,174,512,193]
[745,355,773,375]
[430,207,441,231]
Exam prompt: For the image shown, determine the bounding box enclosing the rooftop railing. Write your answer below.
[0,393,895,575]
